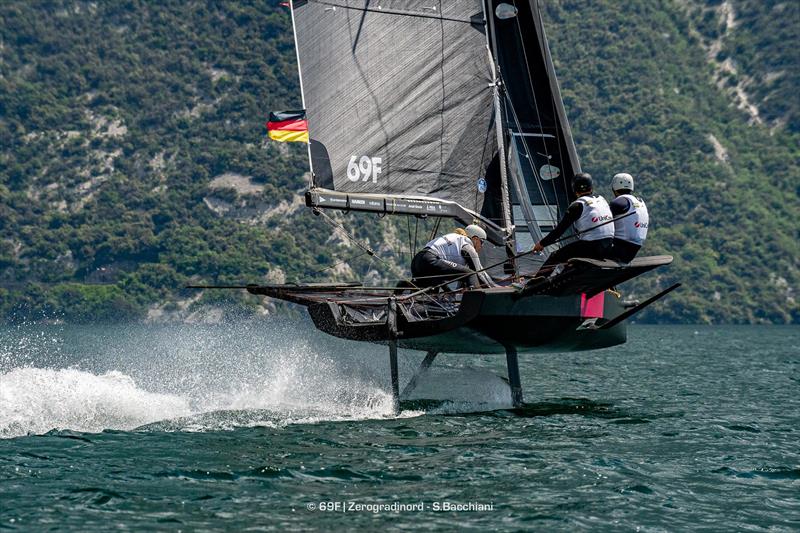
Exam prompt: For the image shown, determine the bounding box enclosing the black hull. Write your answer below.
[221,255,676,355]
[307,289,626,354]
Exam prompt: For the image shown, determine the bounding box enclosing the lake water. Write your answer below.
[1,322,798,530]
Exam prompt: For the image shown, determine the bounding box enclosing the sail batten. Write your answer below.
[301,0,484,24]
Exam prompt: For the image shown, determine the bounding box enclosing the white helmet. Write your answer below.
[464,224,487,241]
[612,173,634,192]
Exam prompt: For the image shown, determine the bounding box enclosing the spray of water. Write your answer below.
[0,317,512,438]
[0,368,191,437]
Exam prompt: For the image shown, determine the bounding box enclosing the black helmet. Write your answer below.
[573,173,593,194]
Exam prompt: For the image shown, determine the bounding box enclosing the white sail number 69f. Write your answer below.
[347,155,382,183]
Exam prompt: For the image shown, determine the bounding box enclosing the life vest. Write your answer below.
[614,194,649,245]
[573,195,614,241]
[425,233,470,266]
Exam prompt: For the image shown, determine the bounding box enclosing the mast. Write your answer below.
[288,1,314,186]
[482,0,584,268]
[483,0,514,239]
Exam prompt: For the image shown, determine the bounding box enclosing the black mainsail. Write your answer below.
[293,1,504,234]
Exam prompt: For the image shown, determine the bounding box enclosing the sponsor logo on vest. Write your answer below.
[635,221,649,228]
[592,215,612,223]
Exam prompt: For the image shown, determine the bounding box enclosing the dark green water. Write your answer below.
[1,322,798,531]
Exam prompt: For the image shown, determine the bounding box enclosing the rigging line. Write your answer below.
[508,101,548,213]
[512,7,559,218]
[483,0,513,234]
[397,211,635,298]
[314,213,456,307]
[365,249,378,283]
[329,294,461,312]
[313,210,444,309]
[381,270,493,282]
[413,216,420,255]
[306,0,484,25]
[402,276,453,313]
[429,216,441,242]
[312,208,388,267]
[438,0,446,181]
[287,0,315,184]
[510,0,550,150]
[406,216,413,261]
[310,249,369,276]
[504,92,556,251]
[313,210,451,310]
[475,100,493,213]
[313,211,459,312]
[510,0,561,217]
[534,2,570,209]
[505,90,552,228]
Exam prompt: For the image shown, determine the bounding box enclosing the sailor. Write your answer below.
[532,173,615,268]
[609,172,649,262]
[411,225,497,289]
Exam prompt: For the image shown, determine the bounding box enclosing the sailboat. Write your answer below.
[195,0,678,411]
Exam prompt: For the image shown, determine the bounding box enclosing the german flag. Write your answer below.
[266,110,309,143]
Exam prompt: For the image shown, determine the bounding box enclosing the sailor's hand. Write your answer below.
[532,242,544,253]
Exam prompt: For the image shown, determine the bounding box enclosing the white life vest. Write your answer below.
[573,195,614,241]
[425,233,470,266]
[614,194,649,245]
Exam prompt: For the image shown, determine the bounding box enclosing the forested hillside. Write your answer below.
[541,0,799,322]
[0,0,399,322]
[0,0,797,323]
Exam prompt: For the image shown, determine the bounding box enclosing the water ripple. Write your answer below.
[0,324,798,531]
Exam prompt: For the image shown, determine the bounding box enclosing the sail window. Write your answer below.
[495,4,518,20]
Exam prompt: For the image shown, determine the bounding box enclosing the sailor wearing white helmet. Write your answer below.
[411,224,498,289]
[608,172,649,263]
[532,173,615,270]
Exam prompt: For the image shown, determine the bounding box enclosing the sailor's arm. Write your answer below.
[609,196,630,216]
[461,243,498,288]
[533,201,583,252]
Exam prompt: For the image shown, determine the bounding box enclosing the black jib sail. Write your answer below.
[488,0,581,271]
[291,1,503,231]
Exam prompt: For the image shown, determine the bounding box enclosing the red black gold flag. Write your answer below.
[266,110,309,143]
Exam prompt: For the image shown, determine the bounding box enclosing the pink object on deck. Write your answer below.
[580,292,605,318]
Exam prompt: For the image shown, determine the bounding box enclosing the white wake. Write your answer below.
[0,367,191,438]
[0,364,400,438]
[0,321,515,438]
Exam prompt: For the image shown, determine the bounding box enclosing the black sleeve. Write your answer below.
[540,201,583,247]
[609,196,630,216]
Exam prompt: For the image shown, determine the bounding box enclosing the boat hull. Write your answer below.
[235,256,675,355]
[307,289,627,354]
